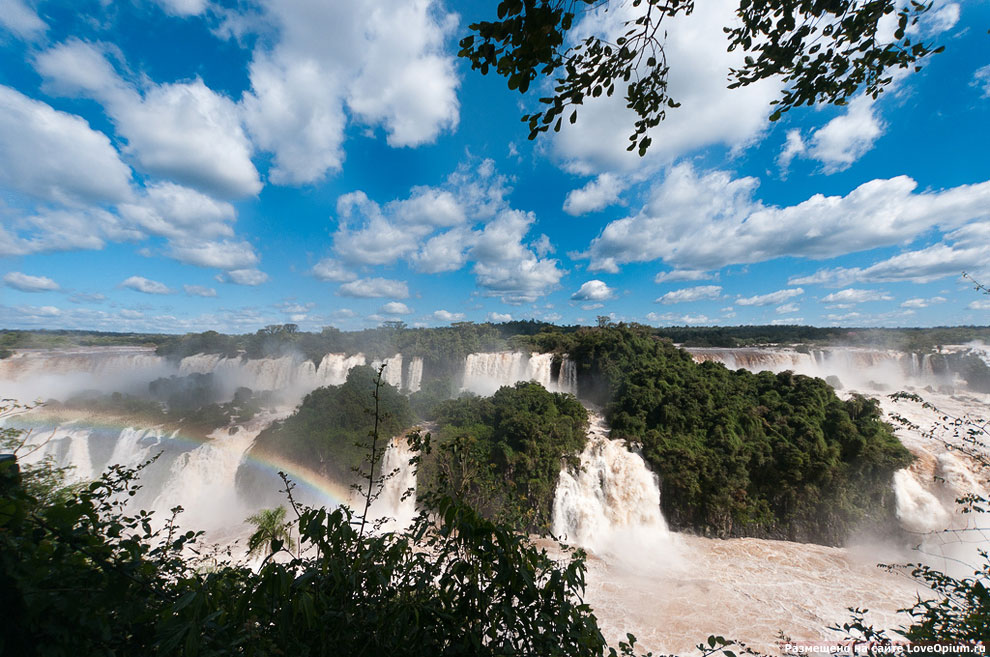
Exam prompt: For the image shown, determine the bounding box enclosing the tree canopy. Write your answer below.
[459,0,945,155]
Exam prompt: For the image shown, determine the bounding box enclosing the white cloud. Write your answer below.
[380,301,411,315]
[121,276,173,295]
[184,284,217,297]
[790,223,990,287]
[433,309,465,322]
[154,0,209,16]
[311,258,357,282]
[36,40,260,198]
[646,311,711,325]
[656,285,722,304]
[470,209,565,304]
[776,303,800,314]
[239,0,459,184]
[338,277,409,299]
[3,271,60,292]
[222,268,268,286]
[972,65,990,99]
[0,208,142,257]
[487,311,511,322]
[118,182,236,241]
[771,317,804,325]
[586,163,990,273]
[968,299,990,310]
[806,95,884,173]
[563,174,626,215]
[167,240,259,269]
[821,288,893,305]
[328,161,562,304]
[0,0,46,39]
[901,296,946,308]
[0,85,133,206]
[654,269,714,283]
[736,287,804,306]
[547,0,781,175]
[777,129,806,173]
[571,280,615,301]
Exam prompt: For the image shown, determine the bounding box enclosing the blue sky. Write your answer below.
[0,0,988,333]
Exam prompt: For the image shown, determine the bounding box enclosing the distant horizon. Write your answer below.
[4,322,990,338]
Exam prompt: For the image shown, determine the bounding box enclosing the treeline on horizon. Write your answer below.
[4,321,990,361]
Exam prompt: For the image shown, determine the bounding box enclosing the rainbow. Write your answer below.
[6,407,355,509]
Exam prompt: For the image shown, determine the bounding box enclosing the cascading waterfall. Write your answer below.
[688,346,969,392]
[370,436,419,530]
[404,357,423,393]
[461,352,578,396]
[551,411,676,568]
[371,354,403,389]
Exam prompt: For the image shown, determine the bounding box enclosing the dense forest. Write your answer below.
[249,365,412,484]
[555,325,912,543]
[418,382,588,532]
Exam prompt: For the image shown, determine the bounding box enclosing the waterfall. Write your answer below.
[462,352,578,396]
[552,411,676,568]
[371,436,418,531]
[0,347,174,401]
[687,346,965,392]
[370,355,404,389]
[316,353,367,387]
[404,357,423,393]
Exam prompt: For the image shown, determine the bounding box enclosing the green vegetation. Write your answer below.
[420,382,588,532]
[461,0,942,156]
[0,399,634,657]
[250,365,412,483]
[554,324,913,544]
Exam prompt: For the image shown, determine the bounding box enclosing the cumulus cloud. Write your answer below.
[571,280,615,301]
[790,222,990,287]
[36,40,260,198]
[901,296,946,308]
[433,309,465,322]
[656,285,722,304]
[3,271,60,292]
[487,311,511,322]
[0,85,132,206]
[239,0,459,184]
[380,301,411,315]
[821,288,893,306]
[470,209,564,304]
[547,0,781,174]
[221,268,269,286]
[330,161,563,304]
[311,258,357,282]
[167,239,259,270]
[120,276,173,295]
[777,129,806,173]
[118,182,236,242]
[338,277,409,299]
[0,0,46,39]
[154,0,209,16]
[805,95,884,173]
[654,269,715,283]
[776,303,800,314]
[646,311,711,325]
[736,288,804,306]
[184,284,217,297]
[585,163,990,273]
[563,174,626,215]
[0,207,143,257]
